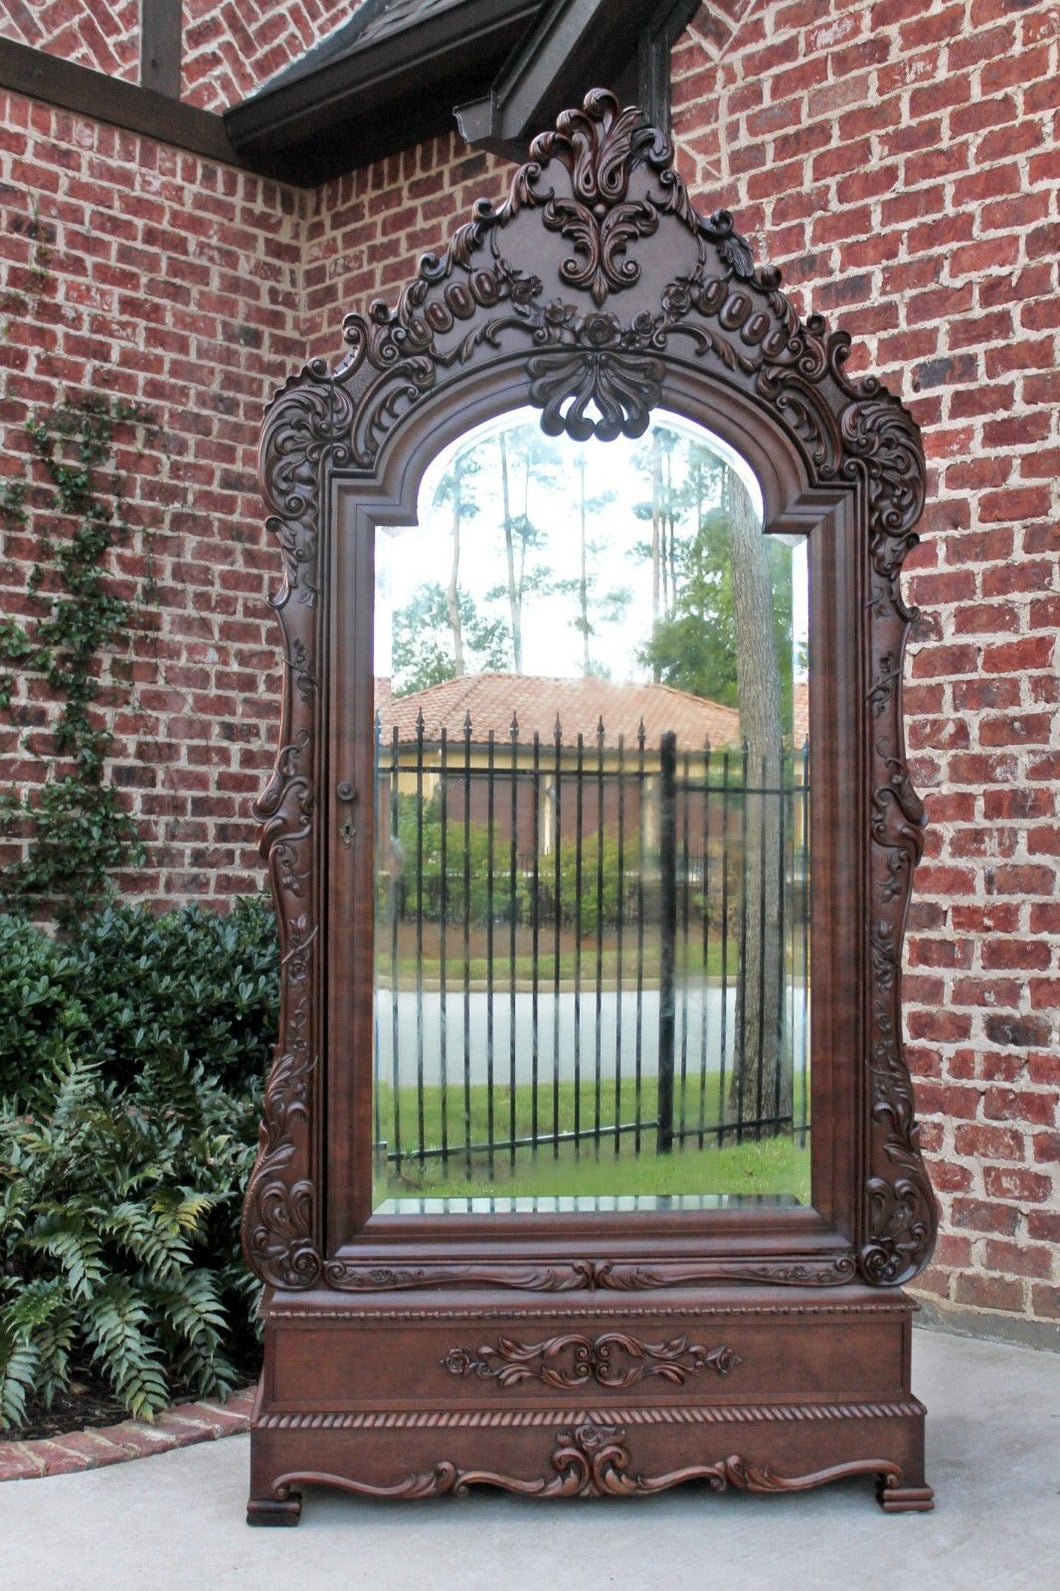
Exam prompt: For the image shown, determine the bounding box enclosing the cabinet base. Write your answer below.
[247,1283,932,1523]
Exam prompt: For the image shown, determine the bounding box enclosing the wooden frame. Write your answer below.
[243,91,937,1522]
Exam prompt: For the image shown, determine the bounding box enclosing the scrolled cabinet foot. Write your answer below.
[876,1477,934,1514]
[246,1491,303,1526]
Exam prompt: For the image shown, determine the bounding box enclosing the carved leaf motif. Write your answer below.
[839,396,925,577]
[323,1261,593,1292]
[592,1257,857,1289]
[442,1333,741,1390]
[541,192,660,307]
[271,1426,908,1504]
[528,344,664,441]
[241,911,323,1289]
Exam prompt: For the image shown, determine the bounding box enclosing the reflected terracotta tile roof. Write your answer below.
[375,673,741,749]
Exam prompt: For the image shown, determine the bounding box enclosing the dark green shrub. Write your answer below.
[546,830,630,939]
[389,795,528,927]
[0,897,279,1102]
[0,1054,261,1424]
[0,898,279,1426]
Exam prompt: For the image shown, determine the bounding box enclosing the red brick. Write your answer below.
[1029,978,1060,1009]
[951,1198,1019,1237]
[0,1443,46,1480]
[953,1123,1025,1160]
[34,1441,91,1476]
[48,1430,129,1469]
[1033,1131,1060,1165]
[985,865,1055,898]
[1029,1284,1060,1320]
[984,1085,1057,1123]
[981,939,1052,971]
[100,1422,178,1457]
[1027,1210,1060,1243]
[981,637,1055,673]
[985,1235,1054,1282]
[953,1273,1025,1313]
[983,1170,1054,1207]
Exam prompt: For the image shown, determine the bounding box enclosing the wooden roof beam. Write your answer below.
[455,0,702,158]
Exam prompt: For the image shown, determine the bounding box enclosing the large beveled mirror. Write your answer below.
[371,410,811,1214]
[245,92,937,1524]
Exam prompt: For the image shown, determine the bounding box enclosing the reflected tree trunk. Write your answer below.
[499,434,522,671]
[727,472,790,1133]
[650,430,662,677]
[577,454,591,677]
[446,461,466,677]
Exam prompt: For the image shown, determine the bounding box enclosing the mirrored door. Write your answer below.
[371,410,811,1214]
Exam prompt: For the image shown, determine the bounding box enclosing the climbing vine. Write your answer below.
[0,396,159,923]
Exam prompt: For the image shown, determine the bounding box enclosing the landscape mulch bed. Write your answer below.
[0,1358,261,1481]
[2,1367,131,1444]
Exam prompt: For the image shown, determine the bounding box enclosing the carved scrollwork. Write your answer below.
[518,89,701,306]
[592,1257,858,1289]
[269,1423,906,1504]
[860,918,936,1285]
[245,88,935,1296]
[241,913,323,1289]
[441,1334,740,1389]
[318,1256,856,1292]
[839,393,925,578]
[244,360,349,1290]
[528,312,665,440]
[323,1261,593,1292]
[259,364,355,609]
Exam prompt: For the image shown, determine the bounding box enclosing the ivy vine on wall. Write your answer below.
[0,396,159,924]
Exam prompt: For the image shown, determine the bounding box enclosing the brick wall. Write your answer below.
[182,0,359,112]
[0,0,1056,1333]
[668,0,1059,1333]
[0,0,141,83]
[0,0,358,111]
[303,134,510,355]
[0,91,306,905]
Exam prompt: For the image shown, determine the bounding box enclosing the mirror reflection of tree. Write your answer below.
[636,449,795,1136]
[495,428,561,673]
[726,474,789,1132]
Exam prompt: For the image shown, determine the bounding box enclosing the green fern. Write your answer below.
[23,1220,106,1301]
[83,1280,169,1420]
[0,903,274,1428]
[0,1279,75,1425]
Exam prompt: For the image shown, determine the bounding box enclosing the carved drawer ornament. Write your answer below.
[268,1421,906,1504]
[243,86,936,1294]
[442,1333,741,1390]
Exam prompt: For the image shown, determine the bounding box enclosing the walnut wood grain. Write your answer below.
[243,88,935,1523]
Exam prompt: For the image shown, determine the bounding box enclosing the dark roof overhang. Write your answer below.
[224,0,701,184]
[224,0,544,184]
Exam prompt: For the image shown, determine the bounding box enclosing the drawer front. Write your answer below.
[267,1309,907,1410]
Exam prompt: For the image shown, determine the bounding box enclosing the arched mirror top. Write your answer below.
[261,88,924,594]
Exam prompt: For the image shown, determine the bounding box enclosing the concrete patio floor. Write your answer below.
[2,1327,1057,1591]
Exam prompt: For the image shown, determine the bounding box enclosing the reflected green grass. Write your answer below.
[374,1076,811,1205]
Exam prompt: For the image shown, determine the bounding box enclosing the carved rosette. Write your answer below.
[244,88,935,1293]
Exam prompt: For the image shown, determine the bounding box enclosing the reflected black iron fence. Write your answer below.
[373,712,811,1179]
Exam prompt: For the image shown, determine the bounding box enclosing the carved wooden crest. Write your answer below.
[243,89,935,1294]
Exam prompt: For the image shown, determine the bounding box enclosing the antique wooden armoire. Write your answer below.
[242,91,937,1522]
